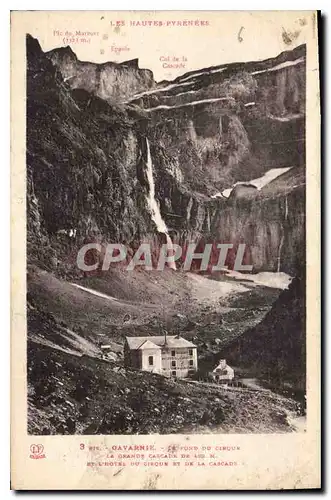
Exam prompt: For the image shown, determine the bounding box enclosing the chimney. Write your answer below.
[164,329,167,345]
[219,359,226,369]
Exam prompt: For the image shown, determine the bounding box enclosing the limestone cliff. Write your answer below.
[46,45,155,102]
[27,34,305,276]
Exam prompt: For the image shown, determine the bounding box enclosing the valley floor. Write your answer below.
[27,265,304,435]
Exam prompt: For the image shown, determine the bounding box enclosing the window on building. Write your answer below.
[189,349,193,356]
[148,356,153,366]
[189,359,194,366]
[171,350,175,356]
[171,360,176,367]
[172,370,176,377]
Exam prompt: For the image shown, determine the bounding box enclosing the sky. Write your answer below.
[19,10,315,81]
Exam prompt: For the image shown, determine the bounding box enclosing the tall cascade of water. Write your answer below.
[277,196,288,273]
[145,138,176,270]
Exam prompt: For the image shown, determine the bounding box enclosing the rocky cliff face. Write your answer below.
[220,269,306,391]
[46,46,155,102]
[129,44,305,194]
[27,35,153,270]
[27,34,305,276]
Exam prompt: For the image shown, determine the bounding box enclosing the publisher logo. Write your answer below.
[30,444,46,459]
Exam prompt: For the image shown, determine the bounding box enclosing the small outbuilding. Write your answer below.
[211,359,234,383]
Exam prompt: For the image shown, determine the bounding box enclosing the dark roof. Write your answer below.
[125,335,196,350]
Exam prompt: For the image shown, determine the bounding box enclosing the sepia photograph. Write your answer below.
[26,25,306,436]
[10,10,320,490]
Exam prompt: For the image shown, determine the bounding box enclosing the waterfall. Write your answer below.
[277,232,284,273]
[277,196,288,272]
[145,139,176,270]
[219,115,223,140]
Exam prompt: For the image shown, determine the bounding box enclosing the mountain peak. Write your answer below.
[120,58,139,69]
[46,45,78,61]
[26,34,43,58]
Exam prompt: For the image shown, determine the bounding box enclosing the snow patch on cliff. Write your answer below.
[218,167,293,198]
[225,270,292,290]
[251,57,305,75]
[179,66,226,83]
[71,283,118,301]
[128,80,194,101]
[145,96,234,112]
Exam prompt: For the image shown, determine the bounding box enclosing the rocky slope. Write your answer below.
[27,266,304,434]
[219,270,306,392]
[28,339,301,435]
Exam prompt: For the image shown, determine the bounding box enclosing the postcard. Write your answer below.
[11,10,320,490]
